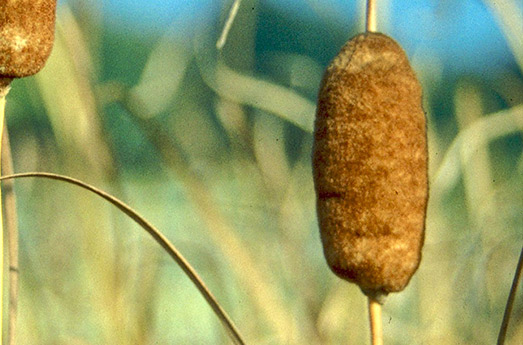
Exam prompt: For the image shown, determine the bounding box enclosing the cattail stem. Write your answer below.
[368,297,383,345]
[366,0,377,32]
[0,81,9,344]
[2,124,19,345]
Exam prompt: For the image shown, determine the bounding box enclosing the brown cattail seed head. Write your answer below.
[0,0,57,78]
[313,32,428,301]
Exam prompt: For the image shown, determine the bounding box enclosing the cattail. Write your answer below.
[313,32,428,301]
[0,0,57,79]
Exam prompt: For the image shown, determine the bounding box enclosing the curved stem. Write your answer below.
[368,297,383,345]
[0,172,246,345]
[497,246,523,345]
[366,0,377,32]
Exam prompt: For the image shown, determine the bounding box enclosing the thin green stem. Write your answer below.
[497,246,523,345]
[0,172,246,345]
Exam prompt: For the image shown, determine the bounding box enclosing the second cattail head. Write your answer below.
[0,0,57,79]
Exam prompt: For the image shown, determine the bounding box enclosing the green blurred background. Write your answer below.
[2,0,522,344]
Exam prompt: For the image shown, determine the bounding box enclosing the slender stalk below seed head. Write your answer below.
[2,125,19,345]
[366,0,377,32]
[368,297,383,345]
[0,88,6,345]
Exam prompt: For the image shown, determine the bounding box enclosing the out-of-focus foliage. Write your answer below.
[3,0,522,344]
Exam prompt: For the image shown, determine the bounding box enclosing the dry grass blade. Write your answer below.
[0,172,246,345]
[497,246,523,345]
[196,32,316,133]
[117,108,299,343]
[202,61,315,132]
[484,0,523,72]
[431,104,523,201]
[217,0,243,49]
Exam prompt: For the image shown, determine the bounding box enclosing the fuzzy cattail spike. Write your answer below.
[313,32,428,302]
[0,0,57,79]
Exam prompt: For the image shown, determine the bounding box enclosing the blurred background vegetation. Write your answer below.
[2,0,522,344]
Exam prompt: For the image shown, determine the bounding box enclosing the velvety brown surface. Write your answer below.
[0,0,57,77]
[313,32,428,299]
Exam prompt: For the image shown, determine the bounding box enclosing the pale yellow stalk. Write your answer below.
[365,2,384,344]
[366,0,377,32]
[0,79,12,344]
[0,85,7,344]
[369,298,383,345]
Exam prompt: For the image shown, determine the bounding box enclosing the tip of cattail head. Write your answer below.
[313,32,428,299]
[0,0,57,78]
